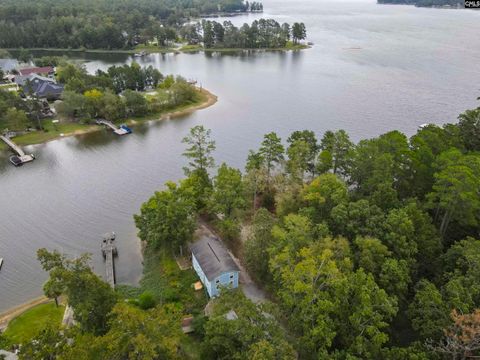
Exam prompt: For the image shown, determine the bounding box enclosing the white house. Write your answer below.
[191,236,240,297]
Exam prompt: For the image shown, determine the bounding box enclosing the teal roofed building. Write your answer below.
[190,236,240,297]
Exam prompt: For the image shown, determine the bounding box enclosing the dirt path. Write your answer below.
[0,296,50,332]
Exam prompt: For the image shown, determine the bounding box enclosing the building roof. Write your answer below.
[18,66,54,76]
[21,75,64,98]
[15,73,55,86]
[191,236,239,281]
[0,59,18,72]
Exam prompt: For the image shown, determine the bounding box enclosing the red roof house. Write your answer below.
[18,66,54,77]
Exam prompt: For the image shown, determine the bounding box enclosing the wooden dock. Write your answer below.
[96,119,130,135]
[101,232,118,288]
[0,134,35,165]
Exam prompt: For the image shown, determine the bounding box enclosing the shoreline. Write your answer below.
[0,296,50,331]
[4,44,310,55]
[1,88,217,150]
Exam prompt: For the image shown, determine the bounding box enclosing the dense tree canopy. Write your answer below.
[0,0,261,49]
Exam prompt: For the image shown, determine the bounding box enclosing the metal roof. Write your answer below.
[190,236,239,281]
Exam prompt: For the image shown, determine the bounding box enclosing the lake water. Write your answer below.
[1,0,479,312]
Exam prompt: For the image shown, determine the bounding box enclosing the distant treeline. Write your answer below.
[190,19,307,49]
[378,0,461,7]
[0,0,262,49]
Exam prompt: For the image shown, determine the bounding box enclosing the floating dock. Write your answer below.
[0,134,35,166]
[101,232,118,288]
[96,119,132,136]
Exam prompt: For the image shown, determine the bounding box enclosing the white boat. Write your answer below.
[0,258,3,270]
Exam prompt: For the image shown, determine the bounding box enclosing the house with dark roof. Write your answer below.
[18,66,54,77]
[190,236,240,297]
[21,74,64,100]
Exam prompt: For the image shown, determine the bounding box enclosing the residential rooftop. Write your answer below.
[190,236,239,281]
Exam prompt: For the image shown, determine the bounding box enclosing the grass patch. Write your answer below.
[3,302,64,345]
[140,247,208,315]
[11,120,96,147]
[134,44,177,53]
[179,44,203,52]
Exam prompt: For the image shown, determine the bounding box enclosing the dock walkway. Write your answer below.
[0,134,35,165]
[101,232,118,288]
[96,119,129,135]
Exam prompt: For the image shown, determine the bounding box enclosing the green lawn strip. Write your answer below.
[3,302,65,345]
[0,88,209,151]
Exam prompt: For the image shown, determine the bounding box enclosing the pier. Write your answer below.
[0,134,35,166]
[96,119,131,136]
[101,232,118,288]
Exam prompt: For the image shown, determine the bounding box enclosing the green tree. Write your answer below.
[354,236,391,277]
[36,249,118,335]
[302,173,348,222]
[408,279,449,341]
[124,89,148,116]
[427,151,480,239]
[210,163,245,218]
[291,22,306,44]
[259,132,284,181]
[182,125,216,175]
[286,140,311,181]
[134,181,196,253]
[244,208,277,282]
[244,150,267,213]
[202,290,295,360]
[318,129,354,177]
[286,130,318,177]
[19,325,68,360]
[458,108,480,151]
[4,107,29,131]
[379,258,411,303]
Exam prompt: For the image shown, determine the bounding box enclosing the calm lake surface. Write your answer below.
[1,0,479,312]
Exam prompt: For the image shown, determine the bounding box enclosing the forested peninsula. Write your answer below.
[0,60,216,148]
[2,99,480,359]
[0,0,308,51]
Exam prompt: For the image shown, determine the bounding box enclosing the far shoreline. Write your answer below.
[3,43,310,55]
[0,87,217,151]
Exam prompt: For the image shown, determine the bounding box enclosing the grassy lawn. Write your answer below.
[3,302,65,345]
[140,247,208,315]
[11,120,96,148]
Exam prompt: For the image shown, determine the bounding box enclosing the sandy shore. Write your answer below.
[0,296,50,331]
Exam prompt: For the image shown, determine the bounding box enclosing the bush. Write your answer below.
[138,291,156,310]
[217,218,240,243]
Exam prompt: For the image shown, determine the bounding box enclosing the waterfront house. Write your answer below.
[190,236,240,298]
[19,74,64,100]
[18,66,54,78]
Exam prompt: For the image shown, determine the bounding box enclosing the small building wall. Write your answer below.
[192,253,213,296]
[210,271,239,297]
